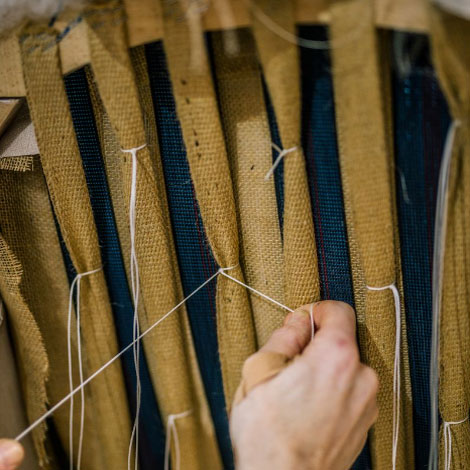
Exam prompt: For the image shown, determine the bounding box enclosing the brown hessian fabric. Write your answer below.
[329,0,414,467]
[85,3,222,468]
[0,156,104,468]
[0,235,48,465]
[20,25,132,470]
[251,0,320,309]
[159,0,257,408]
[430,5,470,468]
[211,28,286,347]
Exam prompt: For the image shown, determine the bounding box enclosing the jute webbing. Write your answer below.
[0,157,103,469]
[0,234,48,465]
[85,66,133,280]
[330,0,414,467]
[20,26,131,470]
[251,0,320,309]
[430,6,470,468]
[211,28,285,346]
[159,0,257,406]
[86,4,221,468]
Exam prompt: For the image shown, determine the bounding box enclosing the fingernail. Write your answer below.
[285,309,309,325]
[0,440,24,468]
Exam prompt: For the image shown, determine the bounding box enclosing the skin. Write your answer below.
[0,440,24,470]
[230,301,379,470]
[0,301,378,470]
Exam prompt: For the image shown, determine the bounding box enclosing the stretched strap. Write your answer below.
[211,28,286,346]
[329,0,414,467]
[159,0,257,407]
[429,7,470,470]
[251,0,320,309]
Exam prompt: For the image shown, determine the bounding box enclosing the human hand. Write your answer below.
[230,301,379,470]
[0,439,24,470]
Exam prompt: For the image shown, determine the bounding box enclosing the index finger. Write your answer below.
[310,300,357,342]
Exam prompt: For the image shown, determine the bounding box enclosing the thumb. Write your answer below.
[0,439,24,470]
[260,307,313,358]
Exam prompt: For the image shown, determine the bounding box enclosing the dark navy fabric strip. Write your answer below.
[299,25,372,470]
[263,81,285,232]
[392,34,450,470]
[64,68,165,470]
[144,41,234,470]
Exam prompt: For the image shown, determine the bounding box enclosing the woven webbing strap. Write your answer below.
[329,0,414,467]
[212,28,285,346]
[21,25,131,469]
[251,0,320,309]
[430,6,470,469]
[159,0,257,407]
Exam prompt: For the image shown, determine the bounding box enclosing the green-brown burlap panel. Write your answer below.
[0,156,103,468]
[0,233,48,465]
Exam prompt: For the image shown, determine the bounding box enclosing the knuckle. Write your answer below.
[317,300,355,319]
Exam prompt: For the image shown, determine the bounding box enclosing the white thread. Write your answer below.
[429,120,461,470]
[164,410,193,470]
[121,143,146,470]
[309,304,315,341]
[443,417,468,470]
[15,266,293,441]
[264,143,297,181]
[67,266,102,470]
[218,268,294,313]
[366,283,401,470]
[246,0,368,51]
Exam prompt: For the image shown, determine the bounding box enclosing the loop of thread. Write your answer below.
[366,283,401,470]
[15,264,295,443]
[121,144,147,470]
[444,417,468,470]
[67,266,102,470]
[309,303,315,341]
[164,410,193,470]
[264,143,297,180]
